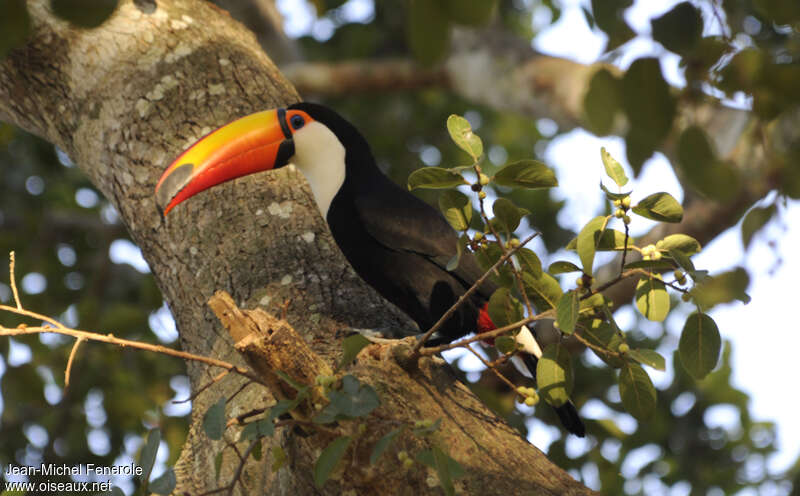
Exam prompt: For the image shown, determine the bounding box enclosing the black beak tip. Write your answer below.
[154,162,195,218]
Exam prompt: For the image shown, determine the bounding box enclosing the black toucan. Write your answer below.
[155,102,585,437]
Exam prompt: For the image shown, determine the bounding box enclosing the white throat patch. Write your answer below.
[289,121,346,218]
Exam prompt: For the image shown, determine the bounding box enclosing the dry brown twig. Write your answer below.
[1,252,264,388]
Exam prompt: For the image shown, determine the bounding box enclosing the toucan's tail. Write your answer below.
[520,354,586,437]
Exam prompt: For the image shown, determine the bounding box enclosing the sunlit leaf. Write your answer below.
[493,160,558,189]
[446,114,483,159]
[627,349,666,371]
[549,260,581,274]
[439,189,472,231]
[556,290,579,335]
[600,147,629,186]
[632,192,683,222]
[407,167,467,190]
[576,216,608,275]
[537,343,574,407]
[659,234,701,255]
[635,276,670,322]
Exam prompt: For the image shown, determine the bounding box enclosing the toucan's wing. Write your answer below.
[352,181,489,290]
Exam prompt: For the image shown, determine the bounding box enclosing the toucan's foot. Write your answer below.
[337,326,405,343]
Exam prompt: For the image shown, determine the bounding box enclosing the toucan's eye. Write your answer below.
[290,114,305,130]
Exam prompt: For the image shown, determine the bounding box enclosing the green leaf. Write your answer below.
[600,182,632,201]
[516,248,543,278]
[741,205,776,249]
[139,428,161,487]
[651,2,702,55]
[492,198,529,234]
[618,362,656,420]
[624,259,675,270]
[536,343,574,407]
[580,318,625,368]
[677,126,741,202]
[338,334,371,371]
[495,335,518,355]
[679,312,722,379]
[203,397,227,441]
[584,69,621,136]
[576,216,608,275]
[476,243,514,287]
[149,468,177,495]
[691,268,750,310]
[632,192,683,222]
[408,0,450,65]
[214,451,224,481]
[274,370,306,392]
[314,436,352,488]
[549,260,582,274]
[0,0,30,59]
[521,271,563,310]
[439,190,472,231]
[272,446,288,472]
[621,58,676,171]
[416,446,464,496]
[370,428,403,465]
[556,290,579,335]
[407,167,467,190]
[315,375,380,423]
[446,114,483,159]
[487,287,524,329]
[493,160,558,189]
[51,0,118,28]
[600,147,629,186]
[241,419,275,440]
[412,417,442,436]
[659,234,701,255]
[252,439,263,461]
[627,349,666,371]
[635,276,670,322]
[443,0,498,26]
[668,248,696,276]
[446,234,469,271]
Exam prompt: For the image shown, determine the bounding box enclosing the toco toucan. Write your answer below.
[154,102,585,437]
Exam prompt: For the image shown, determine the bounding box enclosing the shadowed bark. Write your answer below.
[0,1,597,494]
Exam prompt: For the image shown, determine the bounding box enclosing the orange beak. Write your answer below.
[155,109,295,216]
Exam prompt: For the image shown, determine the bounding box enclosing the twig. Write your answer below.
[175,370,232,404]
[465,343,518,391]
[476,182,537,320]
[9,251,21,310]
[619,221,630,276]
[411,231,540,354]
[419,310,553,355]
[64,337,85,389]
[0,308,264,385]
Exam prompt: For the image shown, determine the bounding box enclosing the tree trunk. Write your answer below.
[0,1,595,494]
